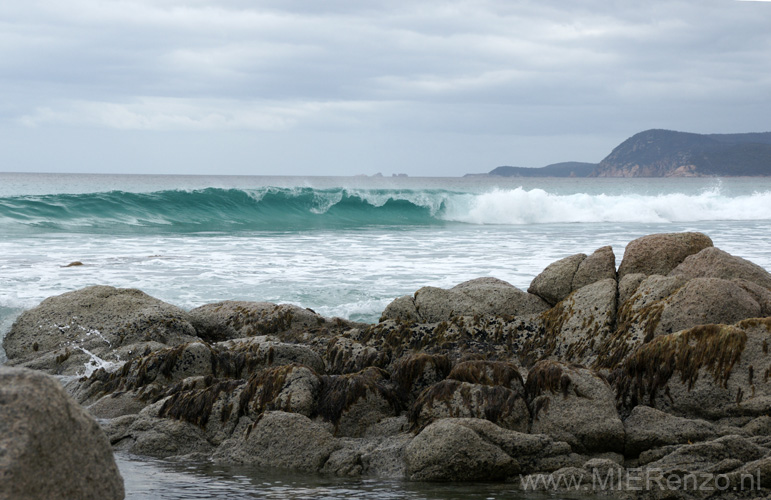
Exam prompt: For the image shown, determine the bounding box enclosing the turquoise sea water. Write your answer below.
[2,172,771,498]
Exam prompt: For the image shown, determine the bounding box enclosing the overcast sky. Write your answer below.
[1,0,770,176]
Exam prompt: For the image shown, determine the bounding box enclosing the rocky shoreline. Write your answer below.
[3,232,771,499]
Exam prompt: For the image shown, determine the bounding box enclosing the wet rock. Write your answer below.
[75,336,323,407]
[744,415,771,436]
[213,411,338,472]
[623,405,718,458]
[2,285,199,375]
[617,232,713,279]
[526,360,624,454]
[614,318,771,420]
[410,379,529,432]
[113,412,214,458]
[390,353,451,402]
[157,364,322,446]
[572,246,617,291]
[216,336,325,375]
[528,253,586,306]
[0,366,124,500]
[669,247,771,290]
[317,367,404,437]
[325,336,390,375]
[447,360,524,390]
[354,315,541,365]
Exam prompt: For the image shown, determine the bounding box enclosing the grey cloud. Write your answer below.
[1,0,770,174]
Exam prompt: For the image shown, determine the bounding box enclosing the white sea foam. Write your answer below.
[442,187,771,225]
[76,347,123,378]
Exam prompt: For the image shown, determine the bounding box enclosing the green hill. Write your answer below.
[592,129,771,177]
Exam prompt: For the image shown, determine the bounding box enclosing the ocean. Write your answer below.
[2,172,771,498]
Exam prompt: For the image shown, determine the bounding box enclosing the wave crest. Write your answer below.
[0,186,769,233]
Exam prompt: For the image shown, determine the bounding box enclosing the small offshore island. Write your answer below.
[4,232,771,499]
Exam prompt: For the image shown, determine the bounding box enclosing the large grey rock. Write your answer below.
[112,412,213,458]
[404,418,570,481]
[526,360,624,454]
[572,246,617,291]
[669,247,771,290]
[615,318,771,420]
[188,301,332,343]
[212,411,339,472]
[404,418,518,481]
[643,434,766,475]
[381,278,549,323]
[617,232,713,279]
[2,285,198,375]
[528,253,586,306]
[624,405,718,457]
[0,366,124,500]
[655,278,762,336]
[599,275,766,369]
[523,279,617,367]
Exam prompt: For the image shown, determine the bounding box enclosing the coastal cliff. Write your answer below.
[475,129,771,177]
[593,129,771,177]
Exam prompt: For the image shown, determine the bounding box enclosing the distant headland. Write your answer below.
[466,129,771,177]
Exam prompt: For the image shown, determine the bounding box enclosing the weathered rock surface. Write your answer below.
[213,411,339,471]
[669,247,771,290]
[381,277,549,323]
[0,366,124,500]
[599,274,767,369]
[390,353,451,402]
[526,361,624,454]
[643,434,766,475]
[404,418,571,481]
[188,300,343,343]
[572,246,617,291]
[528,253,586,306]
[76,336,323,408]
[410,379,529,432]
[317,367,404,437]
[615,318,771,420]
[617,232,713,279]
[524,279,617,367]
[2,285,199,375]
[623,405,718,457]
[404,418,518,481]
